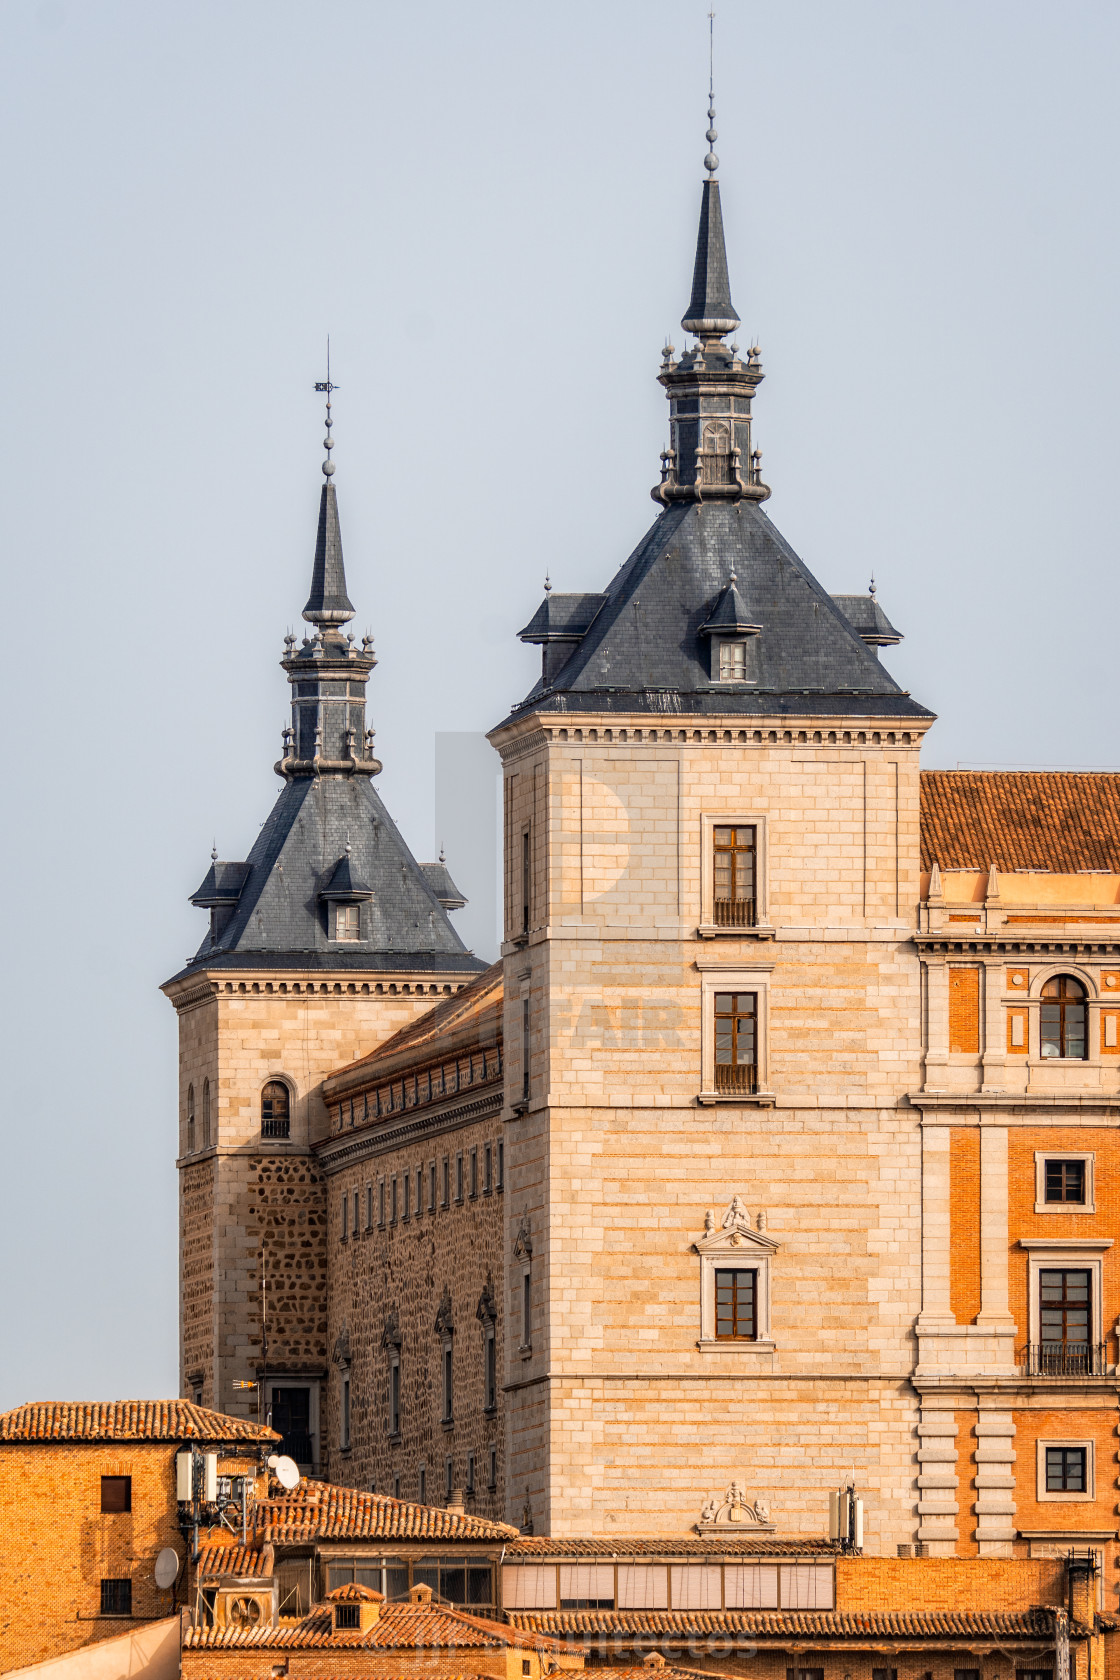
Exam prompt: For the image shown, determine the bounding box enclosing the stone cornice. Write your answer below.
[315,1089,502,1170]
[490,713,932,756]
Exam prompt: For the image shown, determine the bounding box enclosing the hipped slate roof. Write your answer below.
[505,501,931,724]
[171,776,483,980]
[920,771,1120,872]
[0,1401,277,1444]
[258,1477,518,1543]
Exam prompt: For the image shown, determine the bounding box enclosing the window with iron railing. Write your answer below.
[261,1080,290,1139]
[713,826,756,927]
[714,991,758,1093]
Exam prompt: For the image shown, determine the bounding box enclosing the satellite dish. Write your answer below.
[266,1454,279,1468]
[273,1455,300,1491]
[154,1548,181,1589]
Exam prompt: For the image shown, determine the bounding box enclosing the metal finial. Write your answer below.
[314,337,339,479]
[345,832,352,856]
[869,574,877,598]
[439,845,446,864]
[544,571,552,594]
[704,11,719,176]
[211,840,218,862]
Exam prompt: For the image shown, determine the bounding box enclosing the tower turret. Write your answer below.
[653,88,770,504]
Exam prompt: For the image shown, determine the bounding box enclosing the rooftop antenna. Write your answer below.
[314,338,339,479]
[705,10,719,177]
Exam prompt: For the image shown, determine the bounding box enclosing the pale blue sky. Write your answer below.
[1,0,1118,1407]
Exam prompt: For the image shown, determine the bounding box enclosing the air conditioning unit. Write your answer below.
[213,1583,278,1629]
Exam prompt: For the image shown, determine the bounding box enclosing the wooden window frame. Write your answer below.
[1035,1151,1094,1214]
[1036,1436,1094,1502]
[696,961,774,1104]
[714,1266,758,1340]
[699,814,771,937]
[100,1476,131,1514]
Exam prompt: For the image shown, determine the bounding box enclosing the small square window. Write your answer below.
[100,1476,131,1514]
[1046,1446,1086,1492]
[335,1603,360,1629]
[718,640,747,682]
[335,904,361,942]
[1045,1159,1086,1204]
[100,1579,132,1616]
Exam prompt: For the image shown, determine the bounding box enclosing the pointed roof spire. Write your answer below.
[682,13,740,341]
[304,346,355,629]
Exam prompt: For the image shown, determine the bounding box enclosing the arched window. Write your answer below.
[700,421,732,486]
[261,1080,291,1139]
[186,1083,195,1152]
[202,1078,211,1146]
[1041,976,1087,1060]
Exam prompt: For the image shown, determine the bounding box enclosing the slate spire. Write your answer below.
[303,363,355,631]
[682,180,740,341]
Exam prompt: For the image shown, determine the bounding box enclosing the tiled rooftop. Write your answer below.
[184,1602,564,1651]
[195,1544,266,1578]
[258,1478,518,1543]
[920,770,1120,872]
[505,1536,837,1559]
[0,1401,278,1445]
[506,1607,1059,1641]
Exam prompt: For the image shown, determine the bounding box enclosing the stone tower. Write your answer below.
[163,411,484,1463]
[489,122,936,1542]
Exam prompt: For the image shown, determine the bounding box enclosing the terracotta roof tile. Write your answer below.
[0,1401,278,1445]
[504,1537,837,1558]
[184,1601,564,1652]
[506,1608,1057,1641]
[920,771,1120,872]
[259,1478,518,1543]
[196,1544,266,1579]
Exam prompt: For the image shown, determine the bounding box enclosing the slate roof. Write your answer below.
[183,1602,564,1651]
[0,1401,277,1444]
[503,501,932,724]
[831,591,902,647]
[920,771,1120,872]
[505,1608,1058,1642]
[303,481,355,626]
[682,178,739,337]
[170,776,483,982]
[257,1477,518,1543]
[505,1536,836,1559]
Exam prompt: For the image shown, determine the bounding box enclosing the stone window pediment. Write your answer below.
[694,1198,779,1351]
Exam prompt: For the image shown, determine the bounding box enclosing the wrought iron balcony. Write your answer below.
[1020,1342,1107,1377]
[714,897,757,928]
[714,1063,758,1095]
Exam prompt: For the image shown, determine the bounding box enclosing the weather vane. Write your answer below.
[705,9,719,178]
[314,337,338,479]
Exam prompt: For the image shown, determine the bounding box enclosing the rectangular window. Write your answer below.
[100,1476,131,1514]
[670,1564,721,1609]
[725,1563,778,1609]
[488,1446,498,1489]
[378,1180,386,1226]
[484,1145,493,1194]
[341,1193,348,1240]
[419,1463,427,1503]
[100,1579,132,1616]
[352,1190,359,1234]
[617,1565,668,1609]
[714,992,757,1093]
[393,1474,401,1499]
[429,1161,437,1212]
[521,830,531,935]
[365,1184,373,1229]
[415,1167,423,1215]
[715,1268,757,1339]
[442,1343,454,1422]
[561,1563,615,1609]
[521,997,531,1103]
[445,1457,454,1498]
[713,825,756,926]
[1046,1446,1087,1492]
[779,1565,834,1609]
[442,1157,450,1207]
[470,1149,478,1198]
[402,1173,410,1222]
[718,640,746,682]
[522,1271,532,1348]
[455,1154,464,1202]
[335,904,361,942]
[1045,1159,1086,1204]
[502,1566,557,1611]
[1039,1268,1091,1367]
[340,1374,351,1450]
[335,1602,360,1629]
[497,1140,504,1190]
[485,1328,497,1411]
[466,1452,476,1495]
[389,1357,400,1436]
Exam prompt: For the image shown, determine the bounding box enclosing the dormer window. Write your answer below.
[718,640,747,682]
[336,904,361,942]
